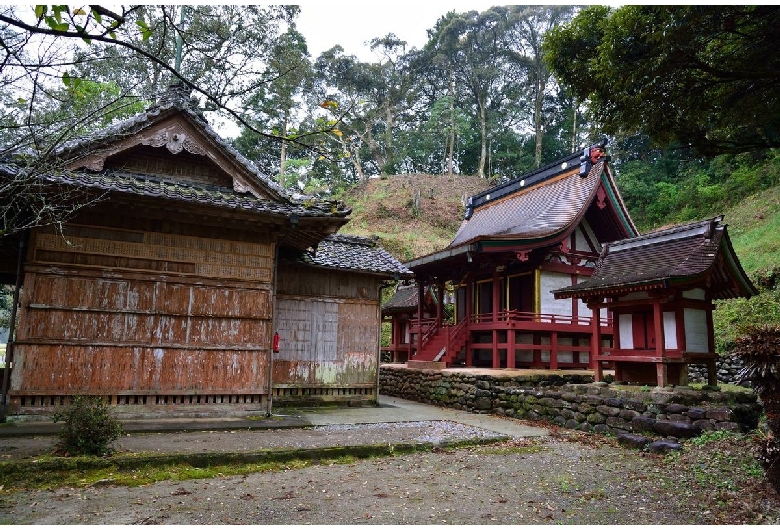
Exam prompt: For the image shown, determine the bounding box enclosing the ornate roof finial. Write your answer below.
[157,81,194,110]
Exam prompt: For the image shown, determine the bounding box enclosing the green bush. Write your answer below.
[52,395,124,456]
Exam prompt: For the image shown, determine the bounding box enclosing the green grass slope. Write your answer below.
[337,174,490,262]
[714,184,780,352]
[721,185,780,274]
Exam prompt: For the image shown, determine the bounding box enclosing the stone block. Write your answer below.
[623,400,647,412]
[653,420,702,439]
[686,408,707,420]
[692,419,715,432]
[706,408,734,421]
[617,433,651,449]
[473,396,492,410]
[587,412,606,424]
[631,416,657,433]
[649,440,682,454]
[597,405,620,417]
[665,403,689,414]
[606,416,628,429]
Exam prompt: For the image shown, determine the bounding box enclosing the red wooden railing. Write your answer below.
[470,310,611,327]
[409,311,614,366]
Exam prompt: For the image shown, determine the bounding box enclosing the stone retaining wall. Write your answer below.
[380,365,761,439]
[687,356,744,385]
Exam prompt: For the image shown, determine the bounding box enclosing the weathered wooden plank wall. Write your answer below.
[10,223,274,406]
[274,267,380,399]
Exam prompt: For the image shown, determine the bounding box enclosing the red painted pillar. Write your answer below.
[417,282,424,358]
[465,274,473,366]
[653,297,667,386]
[492,269,501,368]
[507,328,516,369]
[590,302,602,381]
[436,282,444,328]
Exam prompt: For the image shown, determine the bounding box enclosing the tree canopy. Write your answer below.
[544,5,780,156]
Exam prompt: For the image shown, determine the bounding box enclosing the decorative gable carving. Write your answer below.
[141,125,207,156]
[66,115,277,201]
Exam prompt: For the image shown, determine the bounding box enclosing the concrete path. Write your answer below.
[294,395,548,438]
[0,395,548,461]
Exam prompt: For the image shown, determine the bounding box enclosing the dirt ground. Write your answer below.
[2,421,780,525]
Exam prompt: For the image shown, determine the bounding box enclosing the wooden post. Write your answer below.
[465,274,473,367]
[436,282,444,328]
[492,269,501,368]
[550,331,558,370]
[589,302,602,382]
[507,328,516,369]
[417,282,424,358]
[653,297,666,386]
[656,363,668,388]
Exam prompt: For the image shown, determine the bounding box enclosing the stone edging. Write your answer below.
[379,366,761,442]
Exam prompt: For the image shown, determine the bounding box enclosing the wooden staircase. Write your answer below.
[410,318,469,366]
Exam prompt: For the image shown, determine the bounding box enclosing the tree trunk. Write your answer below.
[279,116,288,180]
[383,99,393,175]
[534,61,544,168]
[448,73,455,177]
[571,100,578,152]
[478,99,487,179]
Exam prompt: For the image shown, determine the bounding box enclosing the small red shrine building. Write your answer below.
[553,216,756,387]
[401,141,638,369]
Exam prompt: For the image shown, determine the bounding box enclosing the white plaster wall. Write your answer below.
[618,313,634,349]
[576,275,593,320]
[618,291,650,301]
[663,311,678,349]
[683,288,706,300]
[540,271,572,316]
[684,308,710,353]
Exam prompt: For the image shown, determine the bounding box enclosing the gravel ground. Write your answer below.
[0,421,502,459]
[2,420,780,525]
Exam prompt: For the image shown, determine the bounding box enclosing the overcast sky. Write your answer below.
[294,2,501,61]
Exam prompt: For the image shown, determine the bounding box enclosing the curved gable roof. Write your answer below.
[55,83,314,206]
[407,143,637,271]
[553,216,757,300]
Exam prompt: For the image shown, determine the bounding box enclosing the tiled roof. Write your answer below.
[450,160,602,247]
[55,83,332,208]
[38,170,348,218]
[382,283,419,311]
[289,233,414,278]
[553,217,757,300]
[406,143,637,273]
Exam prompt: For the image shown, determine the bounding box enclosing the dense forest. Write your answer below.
[1,5,779,354]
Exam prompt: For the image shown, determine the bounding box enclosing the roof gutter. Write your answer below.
[405,243,478,270]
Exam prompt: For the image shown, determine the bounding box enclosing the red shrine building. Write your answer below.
[383,141,756,386]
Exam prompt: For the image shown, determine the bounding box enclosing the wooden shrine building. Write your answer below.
[553,216,756,387]
[402,141,638,369]
[396,141,755,386]
[0,84,411,418]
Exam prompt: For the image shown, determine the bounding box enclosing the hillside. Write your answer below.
[337,174,780,355]
[339,172,780,276]
[720,184,780,275]
[337,174,490,262]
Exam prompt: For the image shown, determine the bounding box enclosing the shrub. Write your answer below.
[52,395,124,456]
[732,325,780,492]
